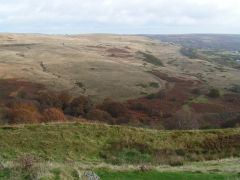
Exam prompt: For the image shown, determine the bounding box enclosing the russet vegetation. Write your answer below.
[0,77,240,130]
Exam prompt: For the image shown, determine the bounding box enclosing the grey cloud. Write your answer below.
[0,0,240,34]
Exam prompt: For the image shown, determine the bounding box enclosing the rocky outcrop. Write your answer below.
[84,170,101,180]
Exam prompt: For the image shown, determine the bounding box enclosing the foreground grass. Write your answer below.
[0,122,239,165]
[1,159,240,180]
[97,170,239,180]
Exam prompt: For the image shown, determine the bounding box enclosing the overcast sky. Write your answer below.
[1,0,240,34]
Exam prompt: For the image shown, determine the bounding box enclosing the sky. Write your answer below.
[0,0,240,34]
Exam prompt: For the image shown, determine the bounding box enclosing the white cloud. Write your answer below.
[0,0,240,33]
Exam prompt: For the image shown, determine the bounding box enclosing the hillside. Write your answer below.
[1,33,240,130]
[0,122,239,179]
[0,34,164,103]
[1,33,240,102]
[144,34,240,51]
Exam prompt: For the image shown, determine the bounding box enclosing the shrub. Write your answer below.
[70,96,91,117]
[86,108,115,124]
[149,82,159,88]
[208,88,220,98]
[39,92,62,109]
[11,154,42,180]
[98,98,127,118]
[221,116,240,128]
[7,102,40,124]
[41,108,67,123]
[138,51,164,66]
[191,88,201,95]
[147,93,157,99]
[129,102,148,111]
[168,109,200,130]
[229,85,240,93]
[180,47,198,59]
[58,92,71,110]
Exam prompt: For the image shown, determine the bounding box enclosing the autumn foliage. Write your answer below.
[7,102,40,124]
[39,92,62,109]
[86,108,115,124]
[1,78,240,130]
[98,98,128,118]
[41,108,67,123]
[70,96,91,117]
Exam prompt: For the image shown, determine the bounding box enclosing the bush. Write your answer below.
[208,88,220,98]
[86,108,115,124]
[191,88,201,95]
[41,108,67,123]
[39,92,62,109]
[98,98,127,118]
[149,82,159,88]
[180,47,198,59]
[70,96,91,117]
[221,116,240,128]
[11,154,42,180]
[7,102,40,124]
[138,51,164,66]
[168,109,200,130]
[147,93,157,99]
[58,92,71,110]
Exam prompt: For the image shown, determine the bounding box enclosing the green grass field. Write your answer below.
[0,122,239,163]
[0,122,240,179]
[97,170,239,180]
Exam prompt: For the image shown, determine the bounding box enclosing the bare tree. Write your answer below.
[173,109,200,130]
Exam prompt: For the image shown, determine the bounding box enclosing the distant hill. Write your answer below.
[143,34,240,51]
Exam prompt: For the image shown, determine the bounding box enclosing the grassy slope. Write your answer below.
[0,122,240,179]
[0,122,239,163]
[97,170,238,180]
[1,33,240,101]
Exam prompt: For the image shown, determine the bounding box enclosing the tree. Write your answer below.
[98,98,127,118]
[70,96,91,117]
[7,102,40,124]
[58,92,71,110]
[39,92,62,109]
[41,108,67,123]
[86,108,115,124]
[169,109,200,130]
